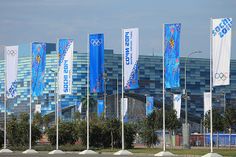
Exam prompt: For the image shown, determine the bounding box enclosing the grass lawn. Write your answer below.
[99,148,236,156]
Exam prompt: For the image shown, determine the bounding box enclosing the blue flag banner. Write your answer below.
[146,96,154,116]
[89,34,104,93]
[97,100,104,117]
[32,42,46,96]
[164,23,181,88]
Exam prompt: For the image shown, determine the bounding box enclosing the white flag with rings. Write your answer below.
[212,18,232,86]
[5,46,18,98]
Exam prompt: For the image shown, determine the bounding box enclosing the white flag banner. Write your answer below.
[78,102,82,113]
[123,28,139,90]
[5,46,18,98]
[212,18,232,86]
[173,94,181,119]
[121,98,128,117]
[204,92,211,115]
[34,104,41,113]
[58,39,74,95]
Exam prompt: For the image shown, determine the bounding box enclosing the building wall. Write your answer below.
[0,44,235,124]
[104,50,236,122]
[0,43,87,120]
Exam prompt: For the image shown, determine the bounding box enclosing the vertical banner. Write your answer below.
[58,102,62,118]
[97,100,104,117]
[164,23,181,88]
[212,18,232,86]
[32,42,46,96]
[58,39,74,95]
[146,96,154,116]
[173,94,181,119]
[204,92,211,115]
[34,104,41,113]
[77,101,82,113]
[123,28,139,90]
[5,46,18,98]
[121,98,128,118]
[89,34,104,93]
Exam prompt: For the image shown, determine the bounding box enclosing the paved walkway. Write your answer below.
[0,151,191,157]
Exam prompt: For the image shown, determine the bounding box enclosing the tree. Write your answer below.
[139,110,159,147]
[43,115,50,130]
[33,112,43,127]
[7,113,41,146]
[47,122,78,145]
[224,108,236,149]
[7,115,19,146]
[78,118,135,149]
[74,111,81,122]
[204,109,224,148]
[166,108,181,147]
[106,118,121,148]
[124,123,136,148]
[81,96,97,113]
[0,130,3,147]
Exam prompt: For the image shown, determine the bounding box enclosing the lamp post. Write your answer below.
[117,76,119,119]
[104,73,107,119]
[183,51,202,149]
[50,69,57,125]
[223,91,226,113]
[48,67,64,154]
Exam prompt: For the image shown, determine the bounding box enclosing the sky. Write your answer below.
[0,0,235,58]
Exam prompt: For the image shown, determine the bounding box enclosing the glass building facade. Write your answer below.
[0,43,87,120]
[0,43,235,124]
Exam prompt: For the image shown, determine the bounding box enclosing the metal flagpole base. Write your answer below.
[48,149,65,154]
[182,123,190,149]
[114,150,133,155]
[154,151,175,156]
[22,149,38,154]
[201,153,223,157]
[0,148,13,153]
[79,149,97,155]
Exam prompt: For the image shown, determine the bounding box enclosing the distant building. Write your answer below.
[0,43,235,130]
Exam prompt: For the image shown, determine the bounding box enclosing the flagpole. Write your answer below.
[30,47,32,150]
[56,40,59,151]
[87,34,90,151]
[23,43,37,154]
[79,34,97,155]
[121,29,124,151]
[4,50,7,150]
[210,18,213,154]
[49,40,65,154]
[162,24,166,152]
[56,89,59,151]
[0,47,13,153]
[117,76,119,119]
[114,29,132,156]
[155,24,175,156]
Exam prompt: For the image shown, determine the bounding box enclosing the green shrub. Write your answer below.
[47,121,78,145]
[78,118,136,149]
[0,130,3,147]
[7,113,41,147]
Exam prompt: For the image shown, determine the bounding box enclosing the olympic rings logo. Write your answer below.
[90,39,103,46]
[7,50,17,56]
[214,72,228,81]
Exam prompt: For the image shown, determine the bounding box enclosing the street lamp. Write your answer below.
[223,91,226,113]
[103,72,109,119]
[183,50,202,149]
[116,76,119,119]
[49,68,64,154]
[50,69,57,125]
